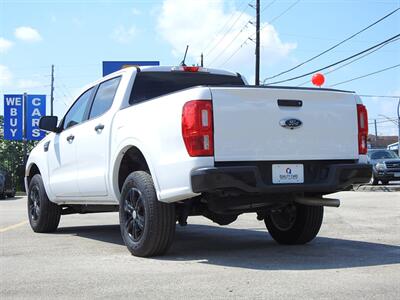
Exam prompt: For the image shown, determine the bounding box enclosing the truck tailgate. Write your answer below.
[211,87,358,162]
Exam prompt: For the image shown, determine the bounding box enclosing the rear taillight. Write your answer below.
[182,100,214,156]
[357,104,368,154]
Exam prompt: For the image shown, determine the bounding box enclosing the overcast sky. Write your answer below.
[0,0,399,135]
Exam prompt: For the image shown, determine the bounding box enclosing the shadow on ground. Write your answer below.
[56,223,400,270]
[0,196,24,202]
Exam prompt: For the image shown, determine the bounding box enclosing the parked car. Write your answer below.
[0,170,16,199]
[367,149,400,185]
[26,66,371,257]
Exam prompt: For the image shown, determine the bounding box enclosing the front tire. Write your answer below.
[119,171,176,257]
[28,174,61,233]
[265,203,323,245]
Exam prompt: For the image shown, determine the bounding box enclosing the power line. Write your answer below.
[329,63,400,87]
[204,1,250,58]
[369,119,399,125]
[202,0,249,55]
[216,0,301,67]
[369,116,398,119]
[264,7,400,81]
[208,21,251,66]
[263,33,400,85]
[216,39,248,67]
[247,0,301,41]
[56,74,76,100]
[260,0,277,14]
[296,36,400,86]
[54,83,74,103]
[53,90,70,108]
[278,32,375,43]
[262,0,300,26]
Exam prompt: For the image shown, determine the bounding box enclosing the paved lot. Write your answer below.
[356,181,400,192]
[1,192,399,299]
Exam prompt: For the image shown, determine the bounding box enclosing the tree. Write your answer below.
[0,115,38,191]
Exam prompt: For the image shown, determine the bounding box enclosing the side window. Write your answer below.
[89,77,121,119]
[63,87,94,130]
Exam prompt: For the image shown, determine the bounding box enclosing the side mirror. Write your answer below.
[39,116,58,132]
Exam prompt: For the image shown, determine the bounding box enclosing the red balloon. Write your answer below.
[312,73,325,87]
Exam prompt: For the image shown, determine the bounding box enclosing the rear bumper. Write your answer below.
[191,163,372,194]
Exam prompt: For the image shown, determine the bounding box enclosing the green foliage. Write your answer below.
[0,115,39,191]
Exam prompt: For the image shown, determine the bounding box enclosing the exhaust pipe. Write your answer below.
[295,197,340,207]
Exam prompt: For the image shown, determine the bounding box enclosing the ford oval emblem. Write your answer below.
[279,118,302,130]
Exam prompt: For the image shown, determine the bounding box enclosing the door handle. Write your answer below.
[66,135,75,143]
[95,124,105,132]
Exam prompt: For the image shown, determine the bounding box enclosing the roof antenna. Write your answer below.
[180,45,189,66]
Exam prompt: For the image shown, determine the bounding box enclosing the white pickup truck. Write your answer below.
[26,66,371,257]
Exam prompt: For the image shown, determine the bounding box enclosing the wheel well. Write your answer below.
[118,147,150,193]
[27,164,41,186]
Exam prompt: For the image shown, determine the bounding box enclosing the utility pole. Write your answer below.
[201,53,204,67]
[50,64,54,116]
[397,98,400,156]
[374,119,378,145]
[255,0,260,86]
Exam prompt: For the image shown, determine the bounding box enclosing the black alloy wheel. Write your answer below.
[28,185,41,221]
[123,188,146,242]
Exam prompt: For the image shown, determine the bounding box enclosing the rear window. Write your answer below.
[129,71,245,104]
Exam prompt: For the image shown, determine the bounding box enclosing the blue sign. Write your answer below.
[102,61,160,76]
[4,94,23,140]
[3,94,46,141]
[26,95,46,140]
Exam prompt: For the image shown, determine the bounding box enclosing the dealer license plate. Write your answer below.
[272,164,304,184]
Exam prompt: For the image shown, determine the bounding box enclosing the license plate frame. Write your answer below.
[272,164,304,184]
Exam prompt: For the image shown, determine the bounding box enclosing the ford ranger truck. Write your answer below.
[25,66,372,257]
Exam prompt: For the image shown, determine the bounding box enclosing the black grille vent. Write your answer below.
[386,162,400,169]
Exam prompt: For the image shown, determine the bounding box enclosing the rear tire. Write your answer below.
[370,175,379,185]
[27,174,61,233]
[381,180,389,185]
[119,171,176,257]
[265,203,323,245]
[6,191,15,198]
